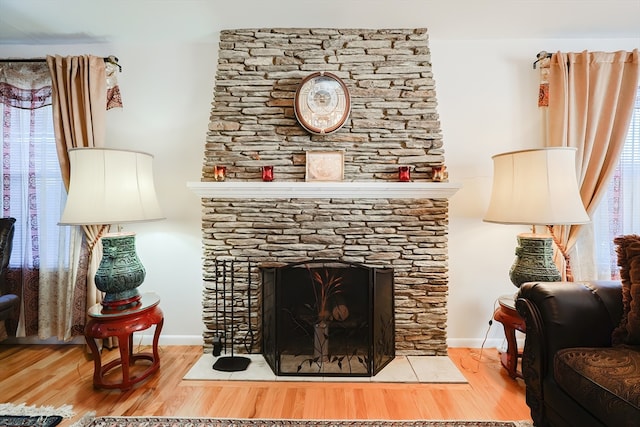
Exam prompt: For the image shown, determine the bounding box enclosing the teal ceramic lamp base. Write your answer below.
[509,233,561,288]
[95,232,146,311]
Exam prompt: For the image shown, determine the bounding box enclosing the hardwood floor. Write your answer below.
[0,345,532,425]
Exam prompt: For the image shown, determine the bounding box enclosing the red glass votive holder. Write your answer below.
[262,165,274,182]
[214,165,226,181]
[432,165,448,182]
[398,166,411,182]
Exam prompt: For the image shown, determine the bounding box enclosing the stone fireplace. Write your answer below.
[190,182,459,357]
[189,28,460,360]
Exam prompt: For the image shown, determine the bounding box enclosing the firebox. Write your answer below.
[261,260,394,377]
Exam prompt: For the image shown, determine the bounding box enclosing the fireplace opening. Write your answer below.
[261,260,394,376]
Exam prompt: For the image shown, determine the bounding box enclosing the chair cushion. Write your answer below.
[0,293,18,311]
[554,347,640,426]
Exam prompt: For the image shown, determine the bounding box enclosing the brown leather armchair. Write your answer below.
[516,280,640,427]
[0,217,18,338]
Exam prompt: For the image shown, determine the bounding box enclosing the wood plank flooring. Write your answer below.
[0,345,532,425]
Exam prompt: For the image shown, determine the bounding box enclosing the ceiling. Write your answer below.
[1,0,639,45]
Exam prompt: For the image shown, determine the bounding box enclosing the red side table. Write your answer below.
[84,293,164,390]
[493,294,526,379]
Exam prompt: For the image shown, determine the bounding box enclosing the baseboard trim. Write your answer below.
[3,336,85,345]
[447,337,524,349]
[147,334,204,346]
[3,335,523,349]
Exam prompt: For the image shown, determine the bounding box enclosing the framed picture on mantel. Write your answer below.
[305,150,344,182]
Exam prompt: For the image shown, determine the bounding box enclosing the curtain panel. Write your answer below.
[46,55,114,343]
[546,49,640,280]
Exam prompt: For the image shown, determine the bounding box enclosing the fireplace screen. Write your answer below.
[261,260,394,377]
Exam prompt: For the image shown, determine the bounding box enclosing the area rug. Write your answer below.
[0,415,63,427]
[184,354,468,383]
[83,418,533,427]
[0,403,75,427]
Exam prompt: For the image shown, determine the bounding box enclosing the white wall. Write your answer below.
[1,34,638,348]
[431,38,639,346]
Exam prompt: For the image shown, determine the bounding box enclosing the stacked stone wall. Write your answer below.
[201,28,449,356]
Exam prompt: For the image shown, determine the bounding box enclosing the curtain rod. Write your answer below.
[533,51,552,69]
[0,55,121,72]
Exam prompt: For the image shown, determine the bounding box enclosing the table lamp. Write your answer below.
[483,147,590,287]
[59,148,164,310]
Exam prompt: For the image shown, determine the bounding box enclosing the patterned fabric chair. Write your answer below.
[516,280,640,427]
[0,217,18,339]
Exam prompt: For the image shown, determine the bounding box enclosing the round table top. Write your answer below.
[88,292,160,318]
[498,293,517,311]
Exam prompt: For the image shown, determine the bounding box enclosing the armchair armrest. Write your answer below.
[0,293,19,318]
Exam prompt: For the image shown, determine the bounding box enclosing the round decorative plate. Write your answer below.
[294,72,351,135]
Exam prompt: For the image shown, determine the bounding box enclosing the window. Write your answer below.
[593,87,640,279]
[1,97,68,270]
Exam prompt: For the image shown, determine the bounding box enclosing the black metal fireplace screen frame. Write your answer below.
[261,259,394,377]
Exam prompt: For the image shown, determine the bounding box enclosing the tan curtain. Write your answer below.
[46,55,109,335]
[546,49,640,280]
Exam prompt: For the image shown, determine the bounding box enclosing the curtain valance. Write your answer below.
[0,62,52,109]
[0,57,123,110]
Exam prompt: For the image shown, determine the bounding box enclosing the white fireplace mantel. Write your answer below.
[187,181,462,199]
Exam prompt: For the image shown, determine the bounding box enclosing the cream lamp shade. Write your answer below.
[483,147,590,287]
[59,148,164,225]
[483,147,590,226]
